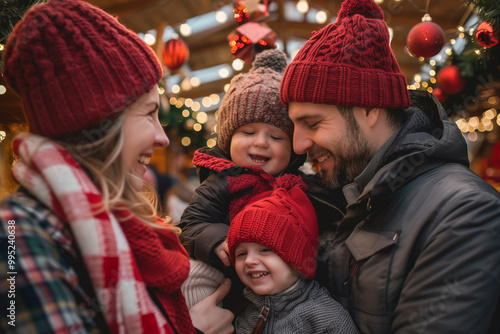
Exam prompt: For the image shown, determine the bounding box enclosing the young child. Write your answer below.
[178,49,347,310]
[226,178,359,333]
[178,48,307,307]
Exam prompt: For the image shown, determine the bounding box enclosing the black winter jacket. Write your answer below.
[178,146,345,270]
[317,91,500,333]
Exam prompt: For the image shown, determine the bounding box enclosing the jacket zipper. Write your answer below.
[251,296,271,334]
[309,193,345,217]
[278,157,302,177]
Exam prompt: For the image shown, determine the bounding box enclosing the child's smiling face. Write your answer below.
[230,122,291,176]
[234,242,299,295]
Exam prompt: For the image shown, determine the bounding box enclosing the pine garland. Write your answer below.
[0,0,46,72]
[466,0,500,28]
[425,0,500,117]
[457,0,500,82]
[0,0,45,43]
[160,100,211,149]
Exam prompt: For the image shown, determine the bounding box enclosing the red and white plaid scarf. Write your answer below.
[11,133,191,334]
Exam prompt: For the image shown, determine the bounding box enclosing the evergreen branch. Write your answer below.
[0,0,46,43]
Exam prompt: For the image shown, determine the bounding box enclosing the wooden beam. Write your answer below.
[94,0,172,17]
[153,22,167,60]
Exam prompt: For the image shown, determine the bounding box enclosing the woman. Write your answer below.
[0,0,233,333]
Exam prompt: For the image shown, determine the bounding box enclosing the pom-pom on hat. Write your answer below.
[3,0,163,138]
[226,175,319,279]
[280,0,410,110]
[217,48,293,153]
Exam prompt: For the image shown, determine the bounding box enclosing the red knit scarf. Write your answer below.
[12,133,194,334]
[117,211,195,334]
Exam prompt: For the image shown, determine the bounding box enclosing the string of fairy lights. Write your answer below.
[1,0,498,149]
[130,1,340,149]
[407,13,499,143]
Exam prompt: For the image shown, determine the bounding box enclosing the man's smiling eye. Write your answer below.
[307,121,319,128]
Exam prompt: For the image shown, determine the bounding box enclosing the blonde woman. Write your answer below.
[0,0,233,333]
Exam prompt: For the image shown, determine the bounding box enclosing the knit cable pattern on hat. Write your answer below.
[280,0,410,110]
[227,175,319,279]
[217,48,293,153]
[3,0,162,138]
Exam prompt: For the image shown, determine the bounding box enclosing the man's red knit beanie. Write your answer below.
[280,0,410,110]
[3,0,162,138]
[226,175,319,279]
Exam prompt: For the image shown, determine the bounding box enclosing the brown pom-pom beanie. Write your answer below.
[217,49,294,153]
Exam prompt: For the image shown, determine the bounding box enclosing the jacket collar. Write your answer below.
[343,132,397,206]
[192,144,306,183]
[343,90,469,207]
[243,278,307,312]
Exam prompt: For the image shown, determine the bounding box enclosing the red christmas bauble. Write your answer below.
[407,21,445,58]
[437,65,466,95]
[433,87,446,103]
[476,22,499,48]
[162,39,189,71]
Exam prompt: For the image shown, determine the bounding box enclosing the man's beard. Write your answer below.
[318,123,372,190]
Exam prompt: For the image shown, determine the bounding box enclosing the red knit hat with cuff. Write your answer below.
[226,175,319,279]
[280,0,410,110]
[3,0,163,138]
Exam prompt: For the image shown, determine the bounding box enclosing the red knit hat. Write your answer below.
[280,0,410,110]
[217,49,294,153]
[3,0,162,138]
[226,175,319,279]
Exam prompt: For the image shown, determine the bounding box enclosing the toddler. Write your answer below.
[178,49,306,308]
[226,178,359,333]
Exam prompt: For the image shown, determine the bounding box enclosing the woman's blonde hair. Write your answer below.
[58,113,180,234]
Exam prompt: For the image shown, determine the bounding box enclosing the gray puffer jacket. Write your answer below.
[236,278,359,334]
[317,91,500,333]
